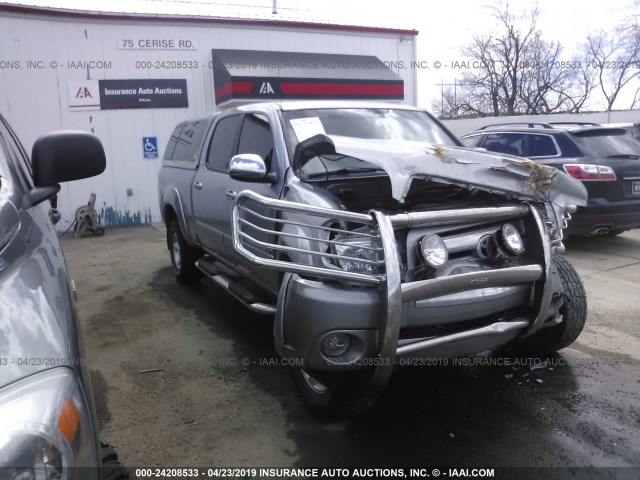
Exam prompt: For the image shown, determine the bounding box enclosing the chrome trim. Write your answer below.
[238,217,382,252]
[444,226,501,253]
[526,204,554,334]
[233,191,383,284]
[414,284,531,308]
[389,205,529,228]
[396,320,529,356]
[400,265,543,303]
[195,261,277,314]
[623,176,640,180]
[237,190,373,223]
[370,212,402,389]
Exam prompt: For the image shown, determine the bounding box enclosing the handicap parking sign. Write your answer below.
[143,137,158,158]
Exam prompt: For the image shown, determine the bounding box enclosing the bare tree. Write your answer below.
[436,2,591,118]
[585,23,640,111]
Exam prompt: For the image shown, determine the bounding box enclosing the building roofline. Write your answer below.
[0,3,419,36]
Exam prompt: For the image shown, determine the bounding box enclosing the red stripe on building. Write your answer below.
[280,82,403,96]
[215,81,253,99]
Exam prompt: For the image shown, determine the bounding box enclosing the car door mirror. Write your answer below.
[229,154,276,183]
[29,131,106,205]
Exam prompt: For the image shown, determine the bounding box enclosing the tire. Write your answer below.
[101,438,130,480]
[291,367,379,418]
[515,256,587,354]
[168,219,202,284]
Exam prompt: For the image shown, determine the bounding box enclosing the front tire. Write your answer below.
[101,439,130,480]
[291,368,379,418]
[168,219,202,284]
[515,256,587,354]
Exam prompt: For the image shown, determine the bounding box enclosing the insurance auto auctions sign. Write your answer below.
[68,79,188,110]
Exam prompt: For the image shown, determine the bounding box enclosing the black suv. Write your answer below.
[461,122,640,236]
[0,113,127,479]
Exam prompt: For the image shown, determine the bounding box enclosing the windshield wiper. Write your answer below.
[304,167,384,179]
[606,154,640,159]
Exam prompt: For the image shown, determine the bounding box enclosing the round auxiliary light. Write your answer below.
[498,223,524,255]
[419,234,448,269]
[321,333,351,357]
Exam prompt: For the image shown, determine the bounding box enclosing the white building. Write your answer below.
[0,3,418,229]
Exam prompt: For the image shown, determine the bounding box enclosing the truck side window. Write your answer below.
[163,125,183,160]
[238,113,274,170]
[206,115,242,171]
[171,120,209,162]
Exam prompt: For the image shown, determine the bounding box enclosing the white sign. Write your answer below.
[68,80,100,110]
[119,38,197,50]
[289,117,326,142]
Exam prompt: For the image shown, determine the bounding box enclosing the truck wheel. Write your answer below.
[101,438,130,480]
[168,219,202,284]
[291,367,379,418]
[515,256,587,354]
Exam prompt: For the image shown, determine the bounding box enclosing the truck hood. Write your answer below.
[328,135,588,211]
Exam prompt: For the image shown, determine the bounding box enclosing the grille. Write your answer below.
[399,305,535,340]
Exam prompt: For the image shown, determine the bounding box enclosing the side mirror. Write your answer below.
[29,131,106,205]
[292,134,335,173]
[229,154,276,183]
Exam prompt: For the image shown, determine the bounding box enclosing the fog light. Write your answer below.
[321,333,351,357]
[497,223,524,255]
[419,234,448,268]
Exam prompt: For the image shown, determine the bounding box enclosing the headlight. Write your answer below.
[0,368,99,480]
[330,236,381,274]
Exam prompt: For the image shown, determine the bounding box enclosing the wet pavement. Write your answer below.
[61,225,640,479]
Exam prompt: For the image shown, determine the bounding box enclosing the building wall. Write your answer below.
[0,10,417,230]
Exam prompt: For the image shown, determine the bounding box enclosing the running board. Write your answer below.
[195,259,276,315]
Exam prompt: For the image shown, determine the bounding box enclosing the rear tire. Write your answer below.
[291,367,379,418]
[168,219,202,284]
[515,256,587,354]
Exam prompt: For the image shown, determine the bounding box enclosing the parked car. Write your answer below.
[159,102,588,416]
[461,122,640,236]
[0,114,128,479]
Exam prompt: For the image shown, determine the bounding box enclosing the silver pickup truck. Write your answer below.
[158,101,588,416]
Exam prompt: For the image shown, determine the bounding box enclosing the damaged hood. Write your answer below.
[327,135,588,210]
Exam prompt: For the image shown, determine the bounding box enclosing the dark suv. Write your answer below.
[0,114,127,479]
[461,122,640,236]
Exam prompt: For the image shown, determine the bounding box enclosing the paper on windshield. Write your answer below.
[289,117,326,141]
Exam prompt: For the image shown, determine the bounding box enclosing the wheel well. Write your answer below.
[164,206,178,250]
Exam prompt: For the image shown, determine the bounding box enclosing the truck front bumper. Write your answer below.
[235,191,560,390]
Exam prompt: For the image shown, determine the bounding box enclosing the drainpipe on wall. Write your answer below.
[272,0,277,14]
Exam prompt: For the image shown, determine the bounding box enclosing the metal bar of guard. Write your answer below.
[232,191,550,389]
[232,191,385,285]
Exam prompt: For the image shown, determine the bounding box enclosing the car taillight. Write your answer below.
[563,164,617,181]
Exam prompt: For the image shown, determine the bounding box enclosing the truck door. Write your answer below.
[191,114,242,252]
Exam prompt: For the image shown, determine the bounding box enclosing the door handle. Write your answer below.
[194,181,203,189]
[225,190,237,200]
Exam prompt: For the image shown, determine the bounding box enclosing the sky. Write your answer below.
[4,0,639,109]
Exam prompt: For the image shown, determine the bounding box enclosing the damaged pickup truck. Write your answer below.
[158,102,588,415]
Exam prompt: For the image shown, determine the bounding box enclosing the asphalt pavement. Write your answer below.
[61,225,640,479]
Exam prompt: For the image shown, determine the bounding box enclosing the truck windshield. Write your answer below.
[281,108,460,162]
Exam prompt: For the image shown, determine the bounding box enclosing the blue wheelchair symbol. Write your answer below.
[143,137,158,158]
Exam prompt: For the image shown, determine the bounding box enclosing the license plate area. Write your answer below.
[633,181,640,195]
